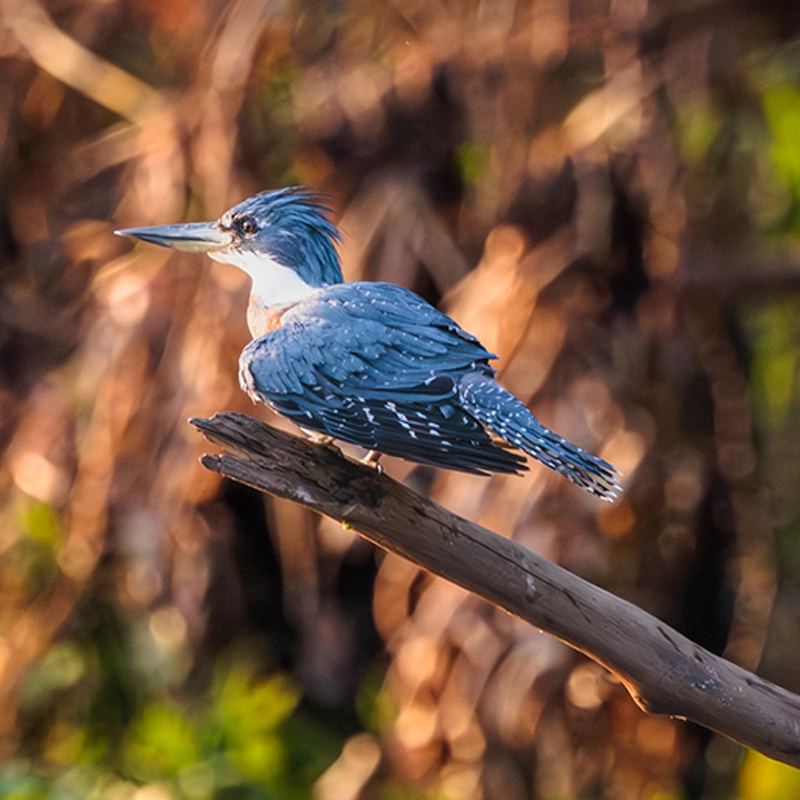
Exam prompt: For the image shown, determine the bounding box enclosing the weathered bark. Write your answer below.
[192,412,800,768]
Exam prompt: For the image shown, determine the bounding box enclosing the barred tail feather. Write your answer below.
[459,375,622,501]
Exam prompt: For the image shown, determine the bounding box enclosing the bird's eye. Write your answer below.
[237,216,258,236]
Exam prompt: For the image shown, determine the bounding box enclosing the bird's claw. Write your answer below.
[361,450,383,473]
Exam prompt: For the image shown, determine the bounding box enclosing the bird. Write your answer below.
[116,187,621,500]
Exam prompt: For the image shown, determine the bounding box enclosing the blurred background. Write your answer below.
[2,0,800,797]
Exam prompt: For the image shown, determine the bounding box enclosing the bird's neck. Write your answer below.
[245,276,317,339]
[248,261,317,307]
[209,250,321,335]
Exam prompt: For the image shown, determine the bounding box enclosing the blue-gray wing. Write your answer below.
[239,282,526,474]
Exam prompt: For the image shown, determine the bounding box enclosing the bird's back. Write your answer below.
[238,281,619,499]
[239,281,529,475]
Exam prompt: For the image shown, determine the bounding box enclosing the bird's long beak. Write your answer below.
[114,222,231,253]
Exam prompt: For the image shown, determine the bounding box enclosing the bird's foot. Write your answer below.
[361,450,384,474]
[301,429,338,448]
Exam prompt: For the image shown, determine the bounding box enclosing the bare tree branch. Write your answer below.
[191,412,800,768]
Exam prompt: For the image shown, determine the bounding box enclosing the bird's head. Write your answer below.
[116,188,344,304]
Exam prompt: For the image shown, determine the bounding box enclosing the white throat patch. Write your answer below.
[209,249,316,307]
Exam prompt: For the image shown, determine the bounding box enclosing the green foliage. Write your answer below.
[212,666,299,785]
[4,499,63,597]
[124,704,201,780]
[456,142,491,186]
[0,765,48,800]
[738,749,800,800]
[22,502,61,548]
[6,640,344,799]
[753,61,800,236]
[744,298,800,427]
[20,643,86,709]
[763,83,800,200]
[677,101,723,165]
[355,666,395,734]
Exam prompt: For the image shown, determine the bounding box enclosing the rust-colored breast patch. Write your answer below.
[247,298,295,338]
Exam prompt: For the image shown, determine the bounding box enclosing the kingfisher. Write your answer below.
[116,188,620,499]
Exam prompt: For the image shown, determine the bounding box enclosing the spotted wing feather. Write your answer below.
[240,282,527,475]
[241,282,621,497]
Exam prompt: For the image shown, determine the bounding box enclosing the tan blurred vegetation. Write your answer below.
[2,0,800,797]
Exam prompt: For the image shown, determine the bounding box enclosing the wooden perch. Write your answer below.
[191,412,800,768]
